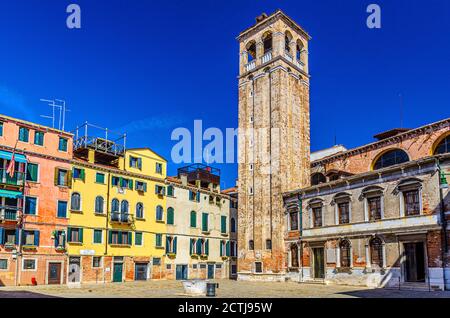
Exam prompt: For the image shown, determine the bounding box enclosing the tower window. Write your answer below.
[246,41,256,62]
[249,240,254,250]
[265,239,272,250]
[311,173,326,186]
[262,32,272,54]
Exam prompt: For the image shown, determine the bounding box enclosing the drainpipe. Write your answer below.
[105,171,111,256]
[437,159,448,290]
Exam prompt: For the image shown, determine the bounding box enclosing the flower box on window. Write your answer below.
[166,252,176,259]
[190,254,199,259]
[221,256,229,261]
[22,245,37,251]
[200,254,208,259]
[55,246,66,252]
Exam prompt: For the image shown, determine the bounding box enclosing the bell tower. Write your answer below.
[237,10,311,280]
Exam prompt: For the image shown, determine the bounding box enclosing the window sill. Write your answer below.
[201,231,210,235]
[67,242,83,245]
[70,210,83,214]
[109,244,131,248]
[135,218,145,221]
[155,246,164,249]
[94,213,106,217]
[155,220,165,223]
[220,232,228,236]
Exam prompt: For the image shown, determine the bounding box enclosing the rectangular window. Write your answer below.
[111,176,119,186]
[26,163,39,182]
[92,257,102,268]
[266,239,272,250]
[57,200,68,218]
[189,190,199,201]
[5,230,16,244]
[135,232,143,246]
[312,207,322,227]
[404,190,420,216]
[34,131,44,146]
[290,212,298,230]
[155,163,163,174]
[155,185,165,196]
[55,168,70,187]
[129,156,142,169]
[338,202,350,224]
[68,227,83,243]
[153,257,161,266]
[254,262,262,273]
[58,137,68,152]
[202,213,209,232]
[18,127,29,142]
[368,196,382,221]
[93,229,102,244]
[24,197,37,215]
[221,215,227,234]
[23,259,36,270]
[72,168,84,180]
[119,177,132,189]
[155,233,162,247]
[110,231,119,244]
[24,230,39,246]
[135,181,147,192]
[0,122,3,136]
[95,173,105,184]
[0,259,7,270]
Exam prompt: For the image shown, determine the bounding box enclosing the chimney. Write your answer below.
[180,175,187,186]
[255,13,268,23]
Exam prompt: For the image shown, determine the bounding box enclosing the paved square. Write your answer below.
[1,280,449,298]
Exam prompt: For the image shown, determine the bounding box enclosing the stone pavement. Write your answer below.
[1,280,449,298]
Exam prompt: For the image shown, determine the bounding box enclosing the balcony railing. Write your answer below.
[261,50,272,64]
[0,169,25,187]
[110,212,134,224]
[295,59,305,71]
[245,60,256,72]
[0,205,20,221]
[284,51,293,62]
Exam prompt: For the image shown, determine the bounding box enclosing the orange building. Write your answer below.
[0,114,72,286]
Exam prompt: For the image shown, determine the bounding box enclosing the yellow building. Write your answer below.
[66,124,167,284]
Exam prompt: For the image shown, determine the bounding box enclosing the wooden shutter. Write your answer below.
[66,170,73,188]
[190,211,196,227]
[221,216,227,233]
[128,179,133,189]
[79,228,83,243]
[189,239,193,255]
[0,228,4,245]
[196,192,200,202]
[226,241,230,256]
[165,236,169,253]
[34,230,40,246]
[196,239,202,254]
[205,239,209,255]
[54,167,59,185]
[220,241,223,257]
[137,158,142,169]
[108,230,112,244]
[54,231,60,247]
[128,232,132,245]
[173,237,177,254]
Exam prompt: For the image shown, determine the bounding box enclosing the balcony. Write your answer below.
[245,60,256,72]
[284,51,293,62]
[295,59,305,71]
[110,212,134,224]
[261,50,272,64]
[0,205,20,222]
[0,169,25,187]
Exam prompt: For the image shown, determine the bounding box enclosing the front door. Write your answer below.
[176,265,188,280]
[207,264,215,279]
[313,248,325,279]
[135,263,148,281]
[404,242,426,282]
[48,263,62,285]
[68,257,81,283]
[113,263,123,283]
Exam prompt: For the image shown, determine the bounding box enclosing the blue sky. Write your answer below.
[0,0,449,189]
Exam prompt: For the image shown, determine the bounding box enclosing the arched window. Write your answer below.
[290,244,299,268]
[340,240,351,268]
[262,32,272,54]
[311,173,326,186]
[167,207,174,225]
[434,135,450,155]
[70,193,81,211]
[370,237,384,268]
[156,205,164,221]
[373,149,409,170]
[285,31,293,53]
[136,202,144,219]
[111,199,119,213]
[296,40,304,61]
[190,210,197,227]
[230,217,236,233]
[246,41,257,62]
[121,200,129,213]
[95,196,104,214]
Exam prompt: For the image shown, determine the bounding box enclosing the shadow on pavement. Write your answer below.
[337,288,450,298]
[0,290,60,298]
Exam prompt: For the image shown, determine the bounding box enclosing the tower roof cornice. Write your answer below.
[237,9,311,42]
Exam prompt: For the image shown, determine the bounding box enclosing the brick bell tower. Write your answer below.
[237,10,311,280]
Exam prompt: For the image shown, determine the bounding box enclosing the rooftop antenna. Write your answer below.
[39,98,70,131]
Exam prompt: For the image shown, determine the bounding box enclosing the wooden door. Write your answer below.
[48,263,62,285]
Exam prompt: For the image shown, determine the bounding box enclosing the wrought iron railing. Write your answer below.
[110,212,134,224]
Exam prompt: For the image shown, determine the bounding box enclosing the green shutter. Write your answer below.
[167,208,174,225]
[221,216,227,234]
[128,179,133,189]
[79,228,83,243]
[205,239,209,255]
[128,232,132,245]
[226,241,230,256]
[189,238,193,255]
[108,230,113,244]
[202,213,208,232]
[190,211,196,227]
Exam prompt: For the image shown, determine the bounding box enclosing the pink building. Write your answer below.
[0,114,73,286]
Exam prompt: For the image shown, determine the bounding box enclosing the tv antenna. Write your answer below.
[40,99,70,131]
